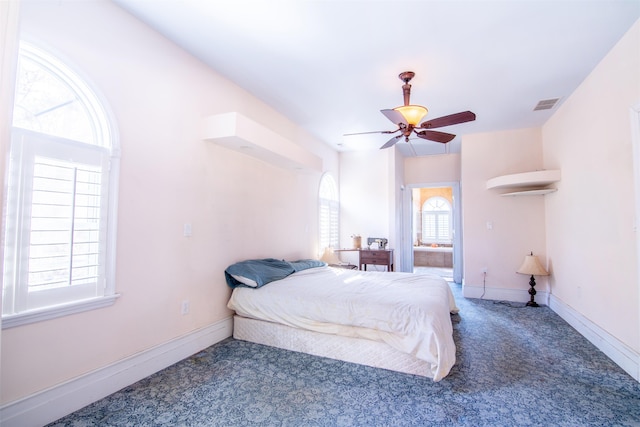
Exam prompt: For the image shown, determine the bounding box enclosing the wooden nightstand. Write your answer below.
[359,249,394,272]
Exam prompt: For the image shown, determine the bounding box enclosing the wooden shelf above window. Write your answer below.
[486,170,560,196]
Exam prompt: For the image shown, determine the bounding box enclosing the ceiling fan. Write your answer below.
[345,71,476,149]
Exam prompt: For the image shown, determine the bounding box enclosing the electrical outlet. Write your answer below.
[181,300,190,315]
[481,267,488,274]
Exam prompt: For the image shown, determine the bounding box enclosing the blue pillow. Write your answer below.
[225,258,294,289]
[288,259,326,272]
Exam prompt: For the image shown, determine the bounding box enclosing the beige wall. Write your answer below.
[1,1,338,403]
[404,153,461,184]
[460,128,547,297]
[338,149,391,265]
[543,20,640,352]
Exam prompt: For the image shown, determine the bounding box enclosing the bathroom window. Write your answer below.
[422,197,452,244]
[2,42,120,328]
[318,173,339,251]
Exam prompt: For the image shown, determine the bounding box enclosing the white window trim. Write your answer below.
[2,293,120,328]
[2,41,120,328]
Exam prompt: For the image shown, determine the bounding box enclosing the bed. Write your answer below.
[225,258,459,381]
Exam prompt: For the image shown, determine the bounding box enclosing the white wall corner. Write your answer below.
[0,317,233,427]
[549,295,639,382]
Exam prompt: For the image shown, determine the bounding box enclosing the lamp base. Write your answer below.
[527,274,539,307]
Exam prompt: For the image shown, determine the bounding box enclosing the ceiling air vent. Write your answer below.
[533,98,560,111]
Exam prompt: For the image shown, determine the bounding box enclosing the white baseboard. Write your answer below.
[548,295,639,382]
[0,317,233,427]
[462,283,639,382]
[462,282,550,305]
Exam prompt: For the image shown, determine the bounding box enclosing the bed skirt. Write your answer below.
[232,315,434,378]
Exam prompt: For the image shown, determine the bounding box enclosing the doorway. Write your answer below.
[401,182,462,283]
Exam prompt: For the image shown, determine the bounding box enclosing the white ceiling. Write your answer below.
[113,0,640,157]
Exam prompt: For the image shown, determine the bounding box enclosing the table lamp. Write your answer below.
[320,247,342,265]
[517,252,549,307]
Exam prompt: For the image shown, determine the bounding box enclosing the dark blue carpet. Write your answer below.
[48,284,640,426]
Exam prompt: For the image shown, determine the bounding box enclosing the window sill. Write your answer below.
[2,294,120,329]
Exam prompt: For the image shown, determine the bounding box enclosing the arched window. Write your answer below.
[422,197,452,244]
[12,42,112,146]
[2,42,119,327]
[318,173,339,252]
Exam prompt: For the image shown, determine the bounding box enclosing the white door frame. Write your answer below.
[401,181,462,283]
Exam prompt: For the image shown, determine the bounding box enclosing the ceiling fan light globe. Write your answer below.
[394,105,428,126]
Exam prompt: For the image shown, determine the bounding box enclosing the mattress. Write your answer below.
[233,315,435,377]
[227,266,458,381]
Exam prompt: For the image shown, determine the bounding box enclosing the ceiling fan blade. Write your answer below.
[380,134,403,149]
[420,111,476,129]
[381,109,407,126]
[344,129,399,136]
[415,130,456,144]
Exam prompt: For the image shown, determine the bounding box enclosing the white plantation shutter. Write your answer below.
[29,159,104,288]
[319,174,339,251]
[423,214,436,240]
[326,199,339,249]
[436,213,450,240]
[319,202,330,248]
[29,159,100,290]
[421,197,452,244]
[7,131,110,312]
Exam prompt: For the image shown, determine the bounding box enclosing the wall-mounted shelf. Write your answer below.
[486,170,560,196]
[202,112,322,173]
[500,188,558,197]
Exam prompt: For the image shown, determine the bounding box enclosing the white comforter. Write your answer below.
[227,266,459,381]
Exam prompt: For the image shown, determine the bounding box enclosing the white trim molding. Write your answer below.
[549,295,639,382]
[630,102,640,385]
[0,317,233,427]
[462,282,550,306]
[2,294,120,329]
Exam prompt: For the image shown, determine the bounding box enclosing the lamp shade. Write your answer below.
[394,105,428,126]
[517,253,549,276]
[320,247,341,265]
